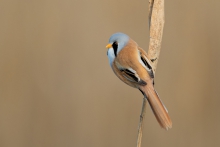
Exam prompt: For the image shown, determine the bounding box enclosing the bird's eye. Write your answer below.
[113,41,118,45]
[112,42,118,57]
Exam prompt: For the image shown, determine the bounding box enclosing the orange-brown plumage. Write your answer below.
[106,33,172,129]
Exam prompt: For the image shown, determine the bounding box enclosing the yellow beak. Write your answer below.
[106,44,112,49]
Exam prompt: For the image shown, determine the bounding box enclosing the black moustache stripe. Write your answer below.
[112,42,118,57]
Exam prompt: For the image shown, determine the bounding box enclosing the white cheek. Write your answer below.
[107,48,115,66]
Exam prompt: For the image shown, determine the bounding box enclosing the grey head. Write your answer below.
[108,32,130,53]
[107,32,130,66]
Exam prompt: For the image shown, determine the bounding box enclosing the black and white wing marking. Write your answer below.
[138,50,154,78]
[119,68,147,86]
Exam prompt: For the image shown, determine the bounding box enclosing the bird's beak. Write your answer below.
[106,44,112,49]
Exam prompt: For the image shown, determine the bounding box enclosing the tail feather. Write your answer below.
[141,86,172,130]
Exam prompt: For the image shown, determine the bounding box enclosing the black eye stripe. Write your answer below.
[112,42,118,57]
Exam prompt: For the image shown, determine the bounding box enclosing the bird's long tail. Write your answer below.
[140,86,172,130]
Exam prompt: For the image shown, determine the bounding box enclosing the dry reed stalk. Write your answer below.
[136,0,165,147]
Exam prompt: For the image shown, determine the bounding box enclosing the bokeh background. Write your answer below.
[1,0,220,147]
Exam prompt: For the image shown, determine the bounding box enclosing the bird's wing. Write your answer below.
[138,47,155,78]
[114,61,147,86]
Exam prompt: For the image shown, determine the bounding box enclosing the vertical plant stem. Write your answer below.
[136,0,164,147]
[147,0,165,71]
[136,97,147,147]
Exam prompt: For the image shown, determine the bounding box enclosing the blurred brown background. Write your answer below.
[0,0,220,147]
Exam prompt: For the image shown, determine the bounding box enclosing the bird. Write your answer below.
[106,32,172,130]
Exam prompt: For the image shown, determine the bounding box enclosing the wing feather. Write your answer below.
[138,47,155,78]
[115,61,147,86]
